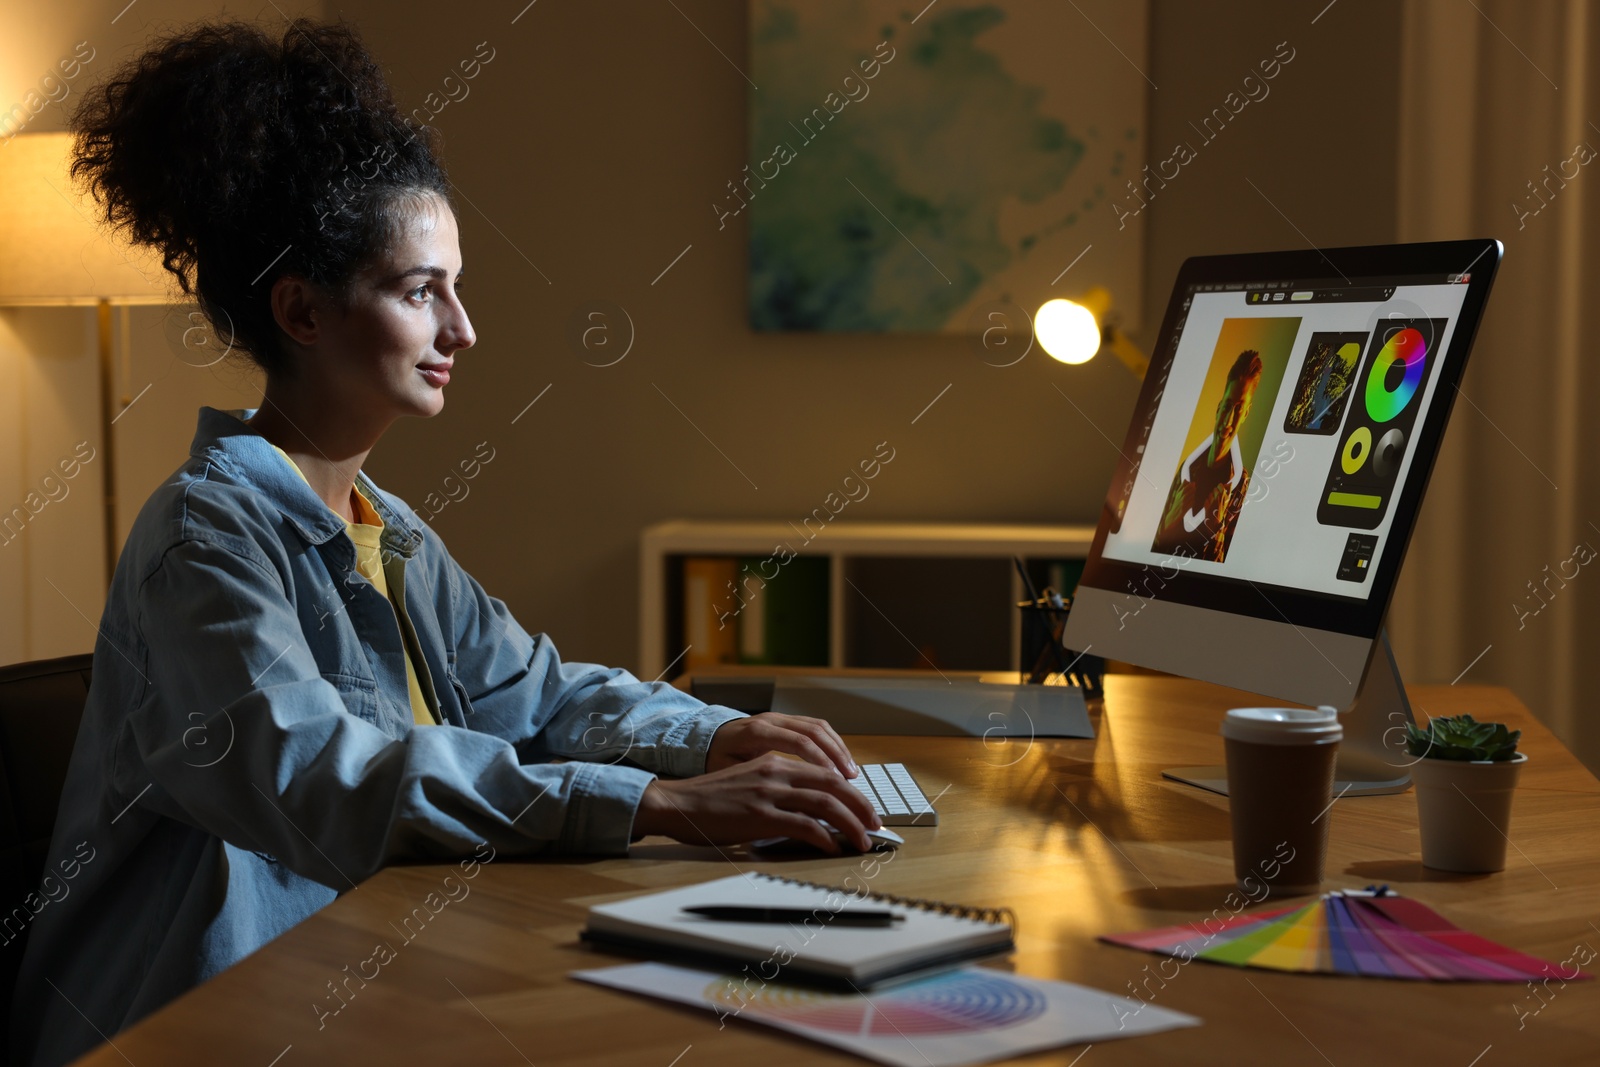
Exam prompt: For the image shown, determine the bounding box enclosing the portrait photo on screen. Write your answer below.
[1150,316,1299,563]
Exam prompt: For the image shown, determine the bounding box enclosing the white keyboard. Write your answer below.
[850,763,939,826]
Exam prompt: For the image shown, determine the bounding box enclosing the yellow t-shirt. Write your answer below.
[269,445,437,726]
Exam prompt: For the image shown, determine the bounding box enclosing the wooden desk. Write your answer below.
[74,678,1600,1066]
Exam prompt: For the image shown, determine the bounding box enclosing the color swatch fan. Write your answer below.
[1103,890,1593,981]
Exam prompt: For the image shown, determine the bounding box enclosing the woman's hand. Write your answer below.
[633,752,883,853]
[705,712,860,777]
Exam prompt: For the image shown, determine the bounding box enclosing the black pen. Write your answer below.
[683,906,903,927]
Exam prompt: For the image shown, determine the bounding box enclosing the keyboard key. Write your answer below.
[851,763,940,825]
[886,767,933,813]
[850,777,885,814]
[867,766,910,815]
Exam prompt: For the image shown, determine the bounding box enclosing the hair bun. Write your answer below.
[71,18,448,371]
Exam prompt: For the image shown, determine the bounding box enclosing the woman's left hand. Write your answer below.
[705,713,860,778]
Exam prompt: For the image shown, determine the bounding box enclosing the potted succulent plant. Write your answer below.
[1405,714,1526,872]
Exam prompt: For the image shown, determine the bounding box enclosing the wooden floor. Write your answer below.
[74,676,1600,1066]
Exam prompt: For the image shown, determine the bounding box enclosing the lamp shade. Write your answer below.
[0,131,177,306]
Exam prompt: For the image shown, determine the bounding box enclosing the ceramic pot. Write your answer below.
[1411,752,1527,872]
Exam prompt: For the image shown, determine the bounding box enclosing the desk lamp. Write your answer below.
[1034,287,1149,378]
[0,131,177,584]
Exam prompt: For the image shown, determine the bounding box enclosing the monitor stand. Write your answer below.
[1162,629,1416,798]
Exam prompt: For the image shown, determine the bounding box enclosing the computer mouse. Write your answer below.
[750,825,904,853]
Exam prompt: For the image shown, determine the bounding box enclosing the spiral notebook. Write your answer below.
[582,873,1016,988]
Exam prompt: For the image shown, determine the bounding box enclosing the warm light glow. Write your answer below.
[1034,298,1101,365]
[0,132,174,306]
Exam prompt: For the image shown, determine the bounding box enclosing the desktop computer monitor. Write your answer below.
[1063,239,1502,795]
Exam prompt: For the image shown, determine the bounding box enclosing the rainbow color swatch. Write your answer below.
[1103,890,1593,982]
[1365,326,1428,423]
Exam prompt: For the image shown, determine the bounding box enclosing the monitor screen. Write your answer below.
[1104,281,1466,599]
[1065,240,1501,787]
[1076,240,1501,645]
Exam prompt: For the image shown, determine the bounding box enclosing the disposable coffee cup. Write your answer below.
[1222,707,1342,896]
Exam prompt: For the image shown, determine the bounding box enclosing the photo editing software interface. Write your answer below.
[1100,271,1473,602]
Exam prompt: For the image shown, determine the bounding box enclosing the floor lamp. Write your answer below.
[0,132,177,585]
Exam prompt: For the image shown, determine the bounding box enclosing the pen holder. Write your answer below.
[1018,597,1105,696]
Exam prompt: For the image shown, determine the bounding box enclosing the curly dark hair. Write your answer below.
[1227,348,1264,390]
[69,18,451,373]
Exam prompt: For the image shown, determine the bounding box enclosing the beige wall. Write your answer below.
[0,1,310,664]
[4,2,1413,686]
[337,0,1403,674]
[21,3,1595,775]
[1140,2,1401,326]
[0,309,105,661]
[344,0,1144,669]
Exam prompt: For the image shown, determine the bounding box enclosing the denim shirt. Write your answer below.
[10,407,744,1067]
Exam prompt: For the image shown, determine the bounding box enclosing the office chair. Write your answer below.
[0,654,93,1065]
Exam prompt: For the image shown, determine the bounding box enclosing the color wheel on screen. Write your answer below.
[1365,326,1428,422]
[1316,317,1449,530]
[1103,890,1591,982]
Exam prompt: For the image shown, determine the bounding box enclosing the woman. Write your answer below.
[11,19,878,1067]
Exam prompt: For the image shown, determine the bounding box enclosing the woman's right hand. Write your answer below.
[633,752,883,854]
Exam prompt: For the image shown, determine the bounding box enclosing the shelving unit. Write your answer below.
[639,520,1097,680]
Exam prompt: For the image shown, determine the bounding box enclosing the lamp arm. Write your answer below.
[1102,325,1149,380]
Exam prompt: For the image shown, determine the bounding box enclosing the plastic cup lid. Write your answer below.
[1221,705,1343,745]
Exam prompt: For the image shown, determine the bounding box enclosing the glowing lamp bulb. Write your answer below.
[1035,298,1102,364]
